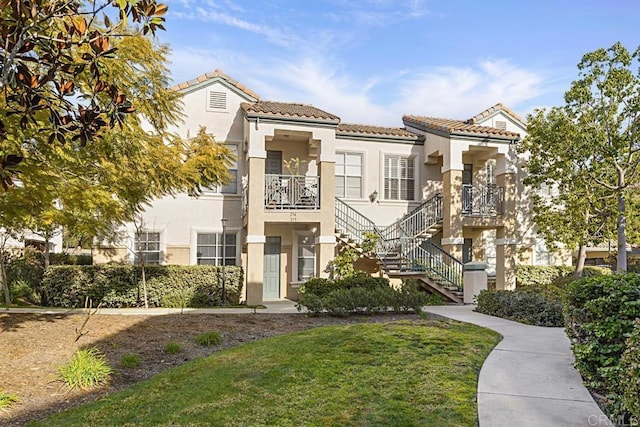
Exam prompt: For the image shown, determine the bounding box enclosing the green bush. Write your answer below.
[3,248,93,305]
[58,347,113,389]
[297,277,433,316]
[564,274,640,419]
[42,265,244,308]
[621,319,640,420]
[120,354,141,369]
[164,342,183,354]
[516,265,609,288]
[195,331,222,347]
[475,289,564,327]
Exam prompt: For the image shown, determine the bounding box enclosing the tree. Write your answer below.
[522,42,640,273]
[0,0,168,188]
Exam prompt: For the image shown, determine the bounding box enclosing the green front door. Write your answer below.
[263,237,281,299]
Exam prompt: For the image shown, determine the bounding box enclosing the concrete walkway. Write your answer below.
[424,305,610,427]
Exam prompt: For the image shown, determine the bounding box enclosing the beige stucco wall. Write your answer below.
[93,247,128,264]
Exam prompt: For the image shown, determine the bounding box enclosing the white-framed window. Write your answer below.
[203,144,238,194]
[384,155,415,201]
[534,237,552,266]
[335,152,363,199]
[135,231,161,265]
[196,232,237,266]
[486,161,496,186]
[483,230,497,276]
[296,234,316,282]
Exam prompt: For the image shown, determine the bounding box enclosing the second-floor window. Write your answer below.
[135,231,161,265]
[384,155,415,201]
[335,152,362,199]
[204,144,238,194]
[196,233,237,265]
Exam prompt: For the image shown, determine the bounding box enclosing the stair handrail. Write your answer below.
[400,237,463,291]
[378,193,443,243]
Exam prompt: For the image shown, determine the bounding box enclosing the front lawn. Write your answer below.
[32,319,500,426]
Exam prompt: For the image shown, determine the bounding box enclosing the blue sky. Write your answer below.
[158,0,640,126]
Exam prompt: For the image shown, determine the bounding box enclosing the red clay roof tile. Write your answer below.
[241,101,339,122]
[170,69,260,100]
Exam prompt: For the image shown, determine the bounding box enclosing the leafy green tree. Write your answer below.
[1,0,168,189]
[522,42,640,273]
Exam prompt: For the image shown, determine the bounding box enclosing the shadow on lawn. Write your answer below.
[2,310,408,426]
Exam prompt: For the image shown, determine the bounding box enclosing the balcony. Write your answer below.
[462,184,504,216]
[265,174,320,210]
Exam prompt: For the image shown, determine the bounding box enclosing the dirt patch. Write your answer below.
[0,310,420,426]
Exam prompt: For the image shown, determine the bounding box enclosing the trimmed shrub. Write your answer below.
[564,274,640,419]
[58,347,113,389]
[475,289,564,327]
[516,265,610,288]
[42,265,243,308]
[621,320,640,420]
[297,276,434,316]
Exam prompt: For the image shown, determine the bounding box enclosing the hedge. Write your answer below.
[564,274,640,420]
[475,289,564,327]
[621,319,640,421]
[42,265,244,308]
[296,276,440,316]
[516,265,610,287]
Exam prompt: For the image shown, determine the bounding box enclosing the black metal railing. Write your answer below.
[462,185,504,216]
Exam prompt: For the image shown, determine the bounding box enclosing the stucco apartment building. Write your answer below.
[95,70,568,304]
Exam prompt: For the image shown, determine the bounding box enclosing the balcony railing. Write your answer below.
[462,185,504,216]
[265,174,320,210]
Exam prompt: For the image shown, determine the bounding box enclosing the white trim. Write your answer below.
[246,235,266,244]
[496,238,517,246]
[190,228,240,265]
[335,150,365,200]
[380,152,418,202]
[442,237,464,245]
[316,235,336,244]
[247,148,267,158]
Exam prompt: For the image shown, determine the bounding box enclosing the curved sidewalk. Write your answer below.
[424,305,610,427]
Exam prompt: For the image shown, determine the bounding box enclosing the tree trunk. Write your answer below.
[44,236,50,269]
[617,191,627,273]
[0,251,10,306]
[574,244,587,277]
[141,261,149,309]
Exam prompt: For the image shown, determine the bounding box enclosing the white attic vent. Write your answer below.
[208,91,227,110]
[495,120,507,130]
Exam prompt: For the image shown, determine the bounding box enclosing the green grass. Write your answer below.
[58,348,113,390]
[164,342,183,354]
[0,390,19,411]
[34,320,500,426]
[194,330,222,346]
[120,354,141,369]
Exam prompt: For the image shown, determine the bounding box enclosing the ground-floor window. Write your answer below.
[297,234,315,281]
[196,233,237,265]
[135,231,161,265]
[534,237,552,265]
[483,230,496,275]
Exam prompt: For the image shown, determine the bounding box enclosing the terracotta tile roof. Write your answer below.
[241,101,340,123]
[170,69,260,100]
[337,123,422,139]
[403,115,521,139]
[469,103,524,124]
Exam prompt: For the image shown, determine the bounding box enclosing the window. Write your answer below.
[484,230,496,275]
[135,232,160,265]
[297,234,315,282]
[207,91,227,110]
[196,233,236,265]
[534,237,552,266]
[335,152,362,198]
[203,144,238,194]
[384,155,415,201]
[486,161,496,186]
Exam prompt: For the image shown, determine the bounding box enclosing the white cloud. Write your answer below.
[166,45,544,127]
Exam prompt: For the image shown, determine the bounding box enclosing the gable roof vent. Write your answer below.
[208,91,227,110]
[495,120,507,130]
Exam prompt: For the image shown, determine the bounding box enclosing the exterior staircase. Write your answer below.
[335,195,464,303]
